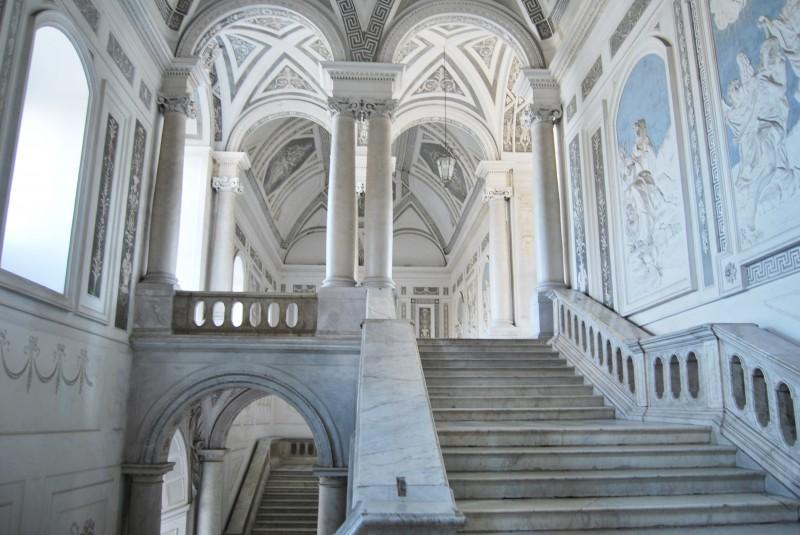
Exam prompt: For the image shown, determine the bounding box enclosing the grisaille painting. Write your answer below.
[615,53,691,308]
[711,0,800,248]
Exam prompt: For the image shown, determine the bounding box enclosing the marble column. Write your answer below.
[317,475,347,535]
[144,94,196,285]
[323,99,358,288]
[363,100,397,289]
[208,153,249,291]
[123,463,174,535]
[524,69,565,338]
[196,448,227,535]
[483,183,515,335]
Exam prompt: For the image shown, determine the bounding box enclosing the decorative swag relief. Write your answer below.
[0,330,94,393]
[711,0,800,248]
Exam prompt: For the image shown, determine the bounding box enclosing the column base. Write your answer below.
[142,271,178,286]
[487,321,520,339]
[316,287,367,337]
[530,284,565,340]
[133,280,176,333]
[362,277,395,289]
[321,277,357,288]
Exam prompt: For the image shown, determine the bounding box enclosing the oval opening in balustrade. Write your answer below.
[597,333,603,365]
[687,352,700,399]
[212,301,226,327]
[567,311,572,338]
[194,301,206,327]
[752,368,770,428]
[267,302,280,328]
[627,356,635,393]
[286,302,299,328]
[730,356,746,409]
[581,322,587,352]
[606,341,613,373]
[589,327,595,358]
[654,358,664,399]
[249,303,262,327]
[670,355,681,399]
[560,305,566,333]
[777,382,797,446]
[616,348,624,383]
[231,301,244,327]
[573,316,579,344]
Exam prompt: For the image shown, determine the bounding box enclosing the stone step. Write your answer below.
[422,359,569,369]
[457,493,800,532]
[433,407,615,422]
[430,395,605,409]
[425,375,585,387]
[442,443,738,471]
[251,530,316,535]
[257,507,318,516]
[427,385,595,397]
[257,512,318,520]
[436,421,712,447]
[417,339,549,347]
[424,367,575,377]
[420,350,559,359]
[448,467,764,499]
[253,520,318,529]
[458,523,800,534]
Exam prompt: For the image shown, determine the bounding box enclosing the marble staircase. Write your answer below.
[250,460,318,535]
[418,339,800,533]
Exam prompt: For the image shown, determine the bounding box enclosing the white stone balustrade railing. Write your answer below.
[172,292,317,335]
[550,288,800,496]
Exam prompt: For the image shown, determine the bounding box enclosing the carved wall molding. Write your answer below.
[0,331,94,393]
[328,97,397,120]
[107,34,135,85]
[569,135,588,293]
[592,129,614,308]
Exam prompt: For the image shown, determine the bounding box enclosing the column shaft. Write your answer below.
[317,476,347,535]
[323,107,357,287]
[123,464,173,535]
[487,194,514,328]
[208,178,241,291]
[363,108,394,288]
[196,450,226,535]
[145,97,193,284]
[531,116,565,287]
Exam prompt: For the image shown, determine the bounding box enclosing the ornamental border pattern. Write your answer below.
[674,0,714,287]
[610,0,652,57]
[569,135,589,294]
[744,242,800,288]
[688,0,727,253]
[88,113,119,298]
[592,129,614,308]
[336,0,394,62]
[139,81,153,110]
[521,0,554,40]
[0,0,22,115]
[72,0,100,33]
[107,34,135,85]
[115,121,147,330]
[581,57,603,100]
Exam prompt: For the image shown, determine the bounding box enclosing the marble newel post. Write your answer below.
[523,69,565,338]
[323,99,358,288]
[363,99,397,289]
[122,463,174,535]
[478,162,516,337]
[196,449,227,535]
[208,153,249,291]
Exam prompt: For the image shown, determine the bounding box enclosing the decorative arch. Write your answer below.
[206,389,266,448]
[133,365,344,469]
[393,112,499,162]
[378,0,545,68]
[176,0,347,61]
[226,100,331,152]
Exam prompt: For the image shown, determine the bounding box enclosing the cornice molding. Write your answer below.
[548,0,609,81]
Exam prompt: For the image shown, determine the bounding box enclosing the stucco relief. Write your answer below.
[711,0,800,248]
[0,331,93,392]
[615,54,691,307]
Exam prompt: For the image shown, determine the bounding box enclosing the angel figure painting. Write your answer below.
[615,54,690,307]
[711,0,800,248]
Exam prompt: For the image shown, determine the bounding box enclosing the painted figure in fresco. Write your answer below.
[619,119,670,281]
[759,0,800,101]
[723,36,799,243]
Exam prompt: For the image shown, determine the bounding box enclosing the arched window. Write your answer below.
[1,26,90,293]
[160,431,190,533]
[232,253,245,292]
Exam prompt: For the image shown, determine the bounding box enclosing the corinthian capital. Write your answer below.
[211,176,243,194]
[157,95,197,118]
[327,97,397,120]
[523,105,562,127]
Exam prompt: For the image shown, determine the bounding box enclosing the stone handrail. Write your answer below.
[172,291,317,335]
[549,288,800,496]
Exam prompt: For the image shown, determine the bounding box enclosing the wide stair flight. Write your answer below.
[419,338,800,534]
[251,460,318,535]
